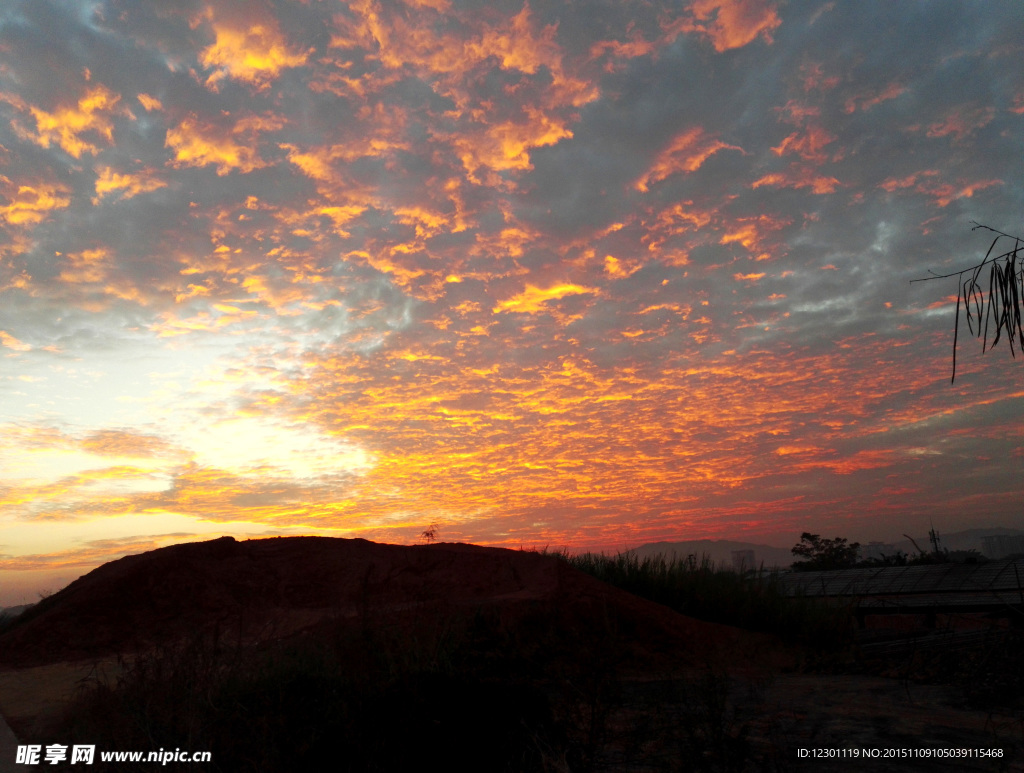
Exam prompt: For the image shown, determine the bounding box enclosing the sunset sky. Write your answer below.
[1,0,1023,603]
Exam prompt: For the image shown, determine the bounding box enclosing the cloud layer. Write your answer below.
[1,0,1022,589]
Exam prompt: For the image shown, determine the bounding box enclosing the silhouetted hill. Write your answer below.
[0,536,774,670]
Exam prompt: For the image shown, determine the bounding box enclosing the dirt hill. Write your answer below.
[0,536,775,670]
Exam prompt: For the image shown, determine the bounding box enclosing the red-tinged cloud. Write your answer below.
[879,170,1002,207]
[635,128,743,192]
[879,170,940,192]
[752,166,839,194]
[798,61,840,93]
[925,105,996,142]
[843,82,905,113]
[771,125,836,163]
[675,0,782,53]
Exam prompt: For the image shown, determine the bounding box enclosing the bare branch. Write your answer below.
[912,224,1024,382]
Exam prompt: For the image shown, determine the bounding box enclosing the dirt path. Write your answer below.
[0,712,18,773]
[0,660,122,740]
[749,674,1024,771]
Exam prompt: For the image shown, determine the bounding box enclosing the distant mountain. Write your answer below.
[626,540,796,570]
[888,527,1024,558]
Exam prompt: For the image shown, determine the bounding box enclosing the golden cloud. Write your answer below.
[59,248,109,285]
[22,85,126,158]
[165,115,266,175]
[0,181,71,225]
[199,10,310,90]
[92,167,167,203]
[0,330,31,352]
[493,283,597,314]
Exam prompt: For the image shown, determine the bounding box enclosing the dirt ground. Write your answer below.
[1,659,1021,771]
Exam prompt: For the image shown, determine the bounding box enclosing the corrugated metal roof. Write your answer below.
[779,558,1024,599]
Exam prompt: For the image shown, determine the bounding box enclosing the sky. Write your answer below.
[1,0,1023,603]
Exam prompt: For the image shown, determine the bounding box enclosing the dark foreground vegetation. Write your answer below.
[564,551,1024,705]
[561,551,854,651]
[31,549,1023,772]
[45,596,769,773]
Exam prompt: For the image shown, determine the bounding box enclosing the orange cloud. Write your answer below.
[92,167,166,203]
[198,9,310,90]
[635,128,743,192]
[281,136,409,182]
[452,106,574,180]
[493,283,597,314]
[718,214,790,260]
[165,115,267,175]
[330,0,596,182]
[21,85,126,158]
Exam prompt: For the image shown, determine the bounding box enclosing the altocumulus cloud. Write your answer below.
[0,0,1022,588]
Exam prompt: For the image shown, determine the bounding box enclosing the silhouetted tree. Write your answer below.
[420,523,439,543]
[912,223,1023,382]
[790,532,860,571]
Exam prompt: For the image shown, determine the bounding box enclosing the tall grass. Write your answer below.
[46,592,795,772]
[557,551,855,650]
[53,610,565,772]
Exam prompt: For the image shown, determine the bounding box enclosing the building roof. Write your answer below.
[779,558,1024,600]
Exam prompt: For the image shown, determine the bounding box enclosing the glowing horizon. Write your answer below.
[1,0,1022,603]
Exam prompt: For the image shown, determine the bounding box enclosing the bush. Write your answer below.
[790,533,860,571]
